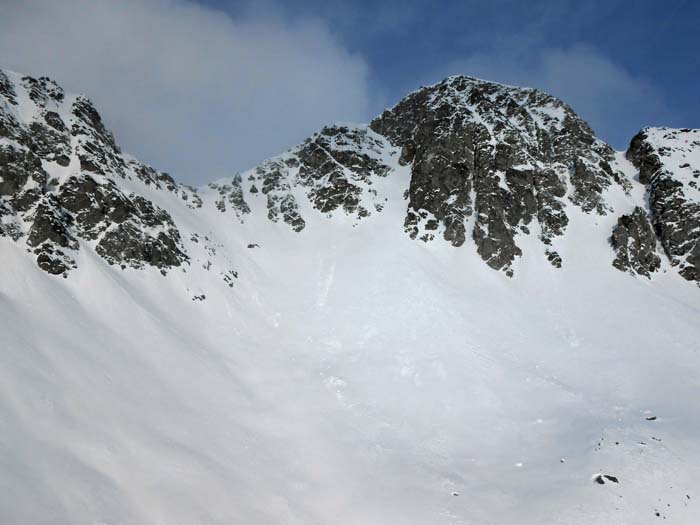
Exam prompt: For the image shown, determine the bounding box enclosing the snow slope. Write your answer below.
[0,70,699,524]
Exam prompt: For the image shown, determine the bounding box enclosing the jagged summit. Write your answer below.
[383,74,597,135]
[0,69,197,275]
[370,74,624,274]
[1,67,699,285]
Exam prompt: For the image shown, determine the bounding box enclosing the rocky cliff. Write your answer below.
[1,69,699,286]
[627,127,700,281]
[0,70,196,275]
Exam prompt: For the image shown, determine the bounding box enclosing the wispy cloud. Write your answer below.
[0,0,371,183]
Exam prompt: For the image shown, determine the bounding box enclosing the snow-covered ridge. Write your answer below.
[0,70,404,280]
[2,67,700,285]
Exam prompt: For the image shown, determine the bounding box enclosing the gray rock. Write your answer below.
[296,125,390,218]
[249,124,392,231]
[28,121,71,166]
[96,222,186,271]
[0,70,189,275]
[21,76,64,106]
[611,207,661,277]
[0,145,47,198]
[256,161,306,231]
[59,174,187,269]
[370,76,620,275]
[209,174,251,220]
[627,128,700,283]
[0,70,17,105]
[26,194,78,275]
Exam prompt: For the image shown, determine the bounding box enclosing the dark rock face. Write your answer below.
[3,68,700,289]
[0,145,47,199]
[255,160,306,232]
[0,70,189,275]
[71,96,126,177]
[26,194,78,274]
[246,124,394,231]
[29,120,71,166]
[0,145,49,242]
[611,207,661,277]
[22,76,64,105]
[370,76,620,274]
[627,128,700,283]
[296,125,391,217]
[58,174,187,269]
[96,222,185,270]
[209,174,251,220]
[0,70,17,105]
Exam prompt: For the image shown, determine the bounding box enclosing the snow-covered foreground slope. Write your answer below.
[2,174,699,524]
[1,70,700,524]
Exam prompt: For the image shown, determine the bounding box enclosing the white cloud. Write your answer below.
[443,44,670,149]
[0,0,371,183]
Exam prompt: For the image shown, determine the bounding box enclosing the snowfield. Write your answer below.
[1,161,699,524]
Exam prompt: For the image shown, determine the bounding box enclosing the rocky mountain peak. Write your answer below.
[370,75,623,275]
[211,123,396,232]
[1,68,699,286]
[373,75,599,146]
[0,69,196,275]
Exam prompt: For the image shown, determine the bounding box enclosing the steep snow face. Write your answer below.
[0,70,699,524]
[627,127,700,282]
[2,175,700,525]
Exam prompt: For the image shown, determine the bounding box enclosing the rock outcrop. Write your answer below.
[627,128,700,283]
[0,70,189,275]
[242,124,394,231]
[610,207,661,277]
[2,68,700,287]
[210,174,251,220]
[370,76,623,275]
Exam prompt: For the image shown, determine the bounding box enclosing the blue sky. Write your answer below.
[206,0,698,148]
[1,0,697,183]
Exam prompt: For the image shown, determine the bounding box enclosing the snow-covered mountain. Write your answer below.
[1,69,699,524]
